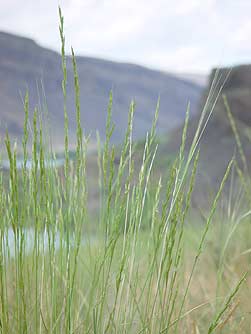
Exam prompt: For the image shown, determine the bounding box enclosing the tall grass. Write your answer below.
[0,8,249,333]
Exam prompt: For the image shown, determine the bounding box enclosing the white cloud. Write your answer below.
[173,0,216,16]
[232,21,251,48]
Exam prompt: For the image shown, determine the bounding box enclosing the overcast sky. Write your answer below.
[0,0,250,73]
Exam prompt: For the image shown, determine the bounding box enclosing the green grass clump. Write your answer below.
[0,8,249,334]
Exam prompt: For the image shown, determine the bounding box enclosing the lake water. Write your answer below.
[1,228,93,259]
[0,158,65,170]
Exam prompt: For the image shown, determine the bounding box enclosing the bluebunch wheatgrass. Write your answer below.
[0,7,249,334]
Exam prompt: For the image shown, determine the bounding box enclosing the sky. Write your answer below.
[0,0,250,74]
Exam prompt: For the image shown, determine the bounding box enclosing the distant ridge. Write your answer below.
[0,30,203,150]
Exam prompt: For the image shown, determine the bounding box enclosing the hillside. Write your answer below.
[0,31,203,150]
[165,64,251,199]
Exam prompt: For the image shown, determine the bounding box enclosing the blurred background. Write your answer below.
[0,0,251,199]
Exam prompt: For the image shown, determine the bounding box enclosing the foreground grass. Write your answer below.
[1,212,250,333]
[0,8,250,334]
